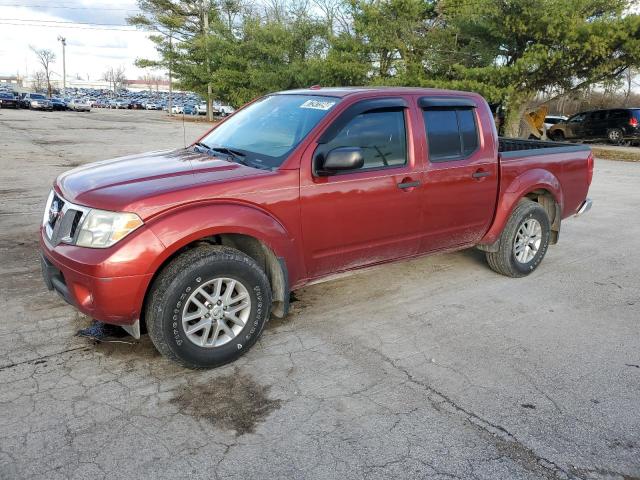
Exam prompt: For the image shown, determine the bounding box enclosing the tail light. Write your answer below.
[630,117,638,127]
[587,151,594,186]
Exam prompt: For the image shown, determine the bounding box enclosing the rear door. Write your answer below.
[584,110,607,139]
[417,96,499,252]
[299,97,424,278]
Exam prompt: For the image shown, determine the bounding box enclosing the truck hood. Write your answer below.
[56,148,269,219]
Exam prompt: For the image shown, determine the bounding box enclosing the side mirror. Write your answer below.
[318,147,364,175]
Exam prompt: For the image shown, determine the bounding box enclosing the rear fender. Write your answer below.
[479,169,563,247]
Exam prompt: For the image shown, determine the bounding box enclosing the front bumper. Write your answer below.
[40,247,153,325]
[39,220,164,326]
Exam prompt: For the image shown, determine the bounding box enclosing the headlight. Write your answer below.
[76,209,143,248]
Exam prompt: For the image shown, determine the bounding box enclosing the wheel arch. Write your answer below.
[478,169,563,251]
[140,203,298,328]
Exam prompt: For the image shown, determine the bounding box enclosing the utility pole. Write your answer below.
[202,0,213,121]
[168,31,173,116]
[57,36,66,91]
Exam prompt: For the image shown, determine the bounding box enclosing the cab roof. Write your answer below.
[276,86,480,98]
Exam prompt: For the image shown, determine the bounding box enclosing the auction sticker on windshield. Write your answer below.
[300,99,336,110]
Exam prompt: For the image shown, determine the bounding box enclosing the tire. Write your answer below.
[485,199,551,278]
[550,130,564,142]
[607,128,624,145]
[146,245,272,369]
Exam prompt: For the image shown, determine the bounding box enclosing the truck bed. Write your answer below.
[496,137,592,220]
[498,137,590,157]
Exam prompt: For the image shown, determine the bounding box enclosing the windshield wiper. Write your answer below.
[193,142,251,166]
[209,146,250,167]
[193,141,212,153]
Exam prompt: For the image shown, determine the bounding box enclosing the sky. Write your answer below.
[0,0,159,81]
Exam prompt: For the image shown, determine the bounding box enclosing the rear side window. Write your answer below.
[608,110,628,120]
[423,108,479,162]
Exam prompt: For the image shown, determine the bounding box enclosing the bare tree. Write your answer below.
[31,70,46,92]
[102,66,127,94]
[140,73,155,91]
[624,67,636,104]
[30,46,56,97]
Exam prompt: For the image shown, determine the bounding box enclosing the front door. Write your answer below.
[300,101,424,279]
[565,112,588,139]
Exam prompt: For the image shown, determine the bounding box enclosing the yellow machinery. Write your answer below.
[521,104,548,139]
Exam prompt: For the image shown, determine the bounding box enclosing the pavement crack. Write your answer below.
[0,345,91,371]
[355,343,581,480]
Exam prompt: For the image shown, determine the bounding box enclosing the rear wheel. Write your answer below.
[146,245,271,369]
[485,199,551,278]
[550,130,564,142]
[607,128,624,145]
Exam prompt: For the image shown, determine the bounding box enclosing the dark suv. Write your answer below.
[548,108,640,144]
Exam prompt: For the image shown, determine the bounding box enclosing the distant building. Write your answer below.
[0,75,23,85]
[3,75,179,94]
[124,79,173,92]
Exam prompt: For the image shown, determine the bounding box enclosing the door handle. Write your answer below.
[397,180,421,189]
[472,170,491,179]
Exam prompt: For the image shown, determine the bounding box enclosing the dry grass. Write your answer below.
[591,147,640,162]
[166,114,219,125]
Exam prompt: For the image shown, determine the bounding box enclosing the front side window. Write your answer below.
[199,94,339,169]
[569,113,586,123]
[323,109,407,170]
[423,108,479,162]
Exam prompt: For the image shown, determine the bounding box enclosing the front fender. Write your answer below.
[146,201,302,282]
[480,168,563,245]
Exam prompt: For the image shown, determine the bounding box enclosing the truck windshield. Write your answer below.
[198,94,339,169]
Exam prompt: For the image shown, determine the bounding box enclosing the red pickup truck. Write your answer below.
[40,87,593,368]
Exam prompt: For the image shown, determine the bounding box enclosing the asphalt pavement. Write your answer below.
[0,108,638,480]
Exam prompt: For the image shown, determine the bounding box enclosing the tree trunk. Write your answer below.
[503,93,533,138]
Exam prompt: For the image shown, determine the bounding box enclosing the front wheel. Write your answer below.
[485,199,551,278]
[146,245,272,369]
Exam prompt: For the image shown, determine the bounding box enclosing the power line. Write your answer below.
[0,21,146,31]
[2,17,136,26]
[0,3,140,10]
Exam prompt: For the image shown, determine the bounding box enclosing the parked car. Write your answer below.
[0,92,19,108]
[543,115,567,132]
[548,108,640,144]
[115,99,130,109]
[40,87,594,369]
[197,102,207,115]
[145,102,158,110]
[183,104,197,115]
[50,98,68,111]
[68,99,91,112]
[171,105,184,114]
[22,93,52,111]
[213,104,235,117]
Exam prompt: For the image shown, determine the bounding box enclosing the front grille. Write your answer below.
[69,210,83,238]
[43,191,89,246]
